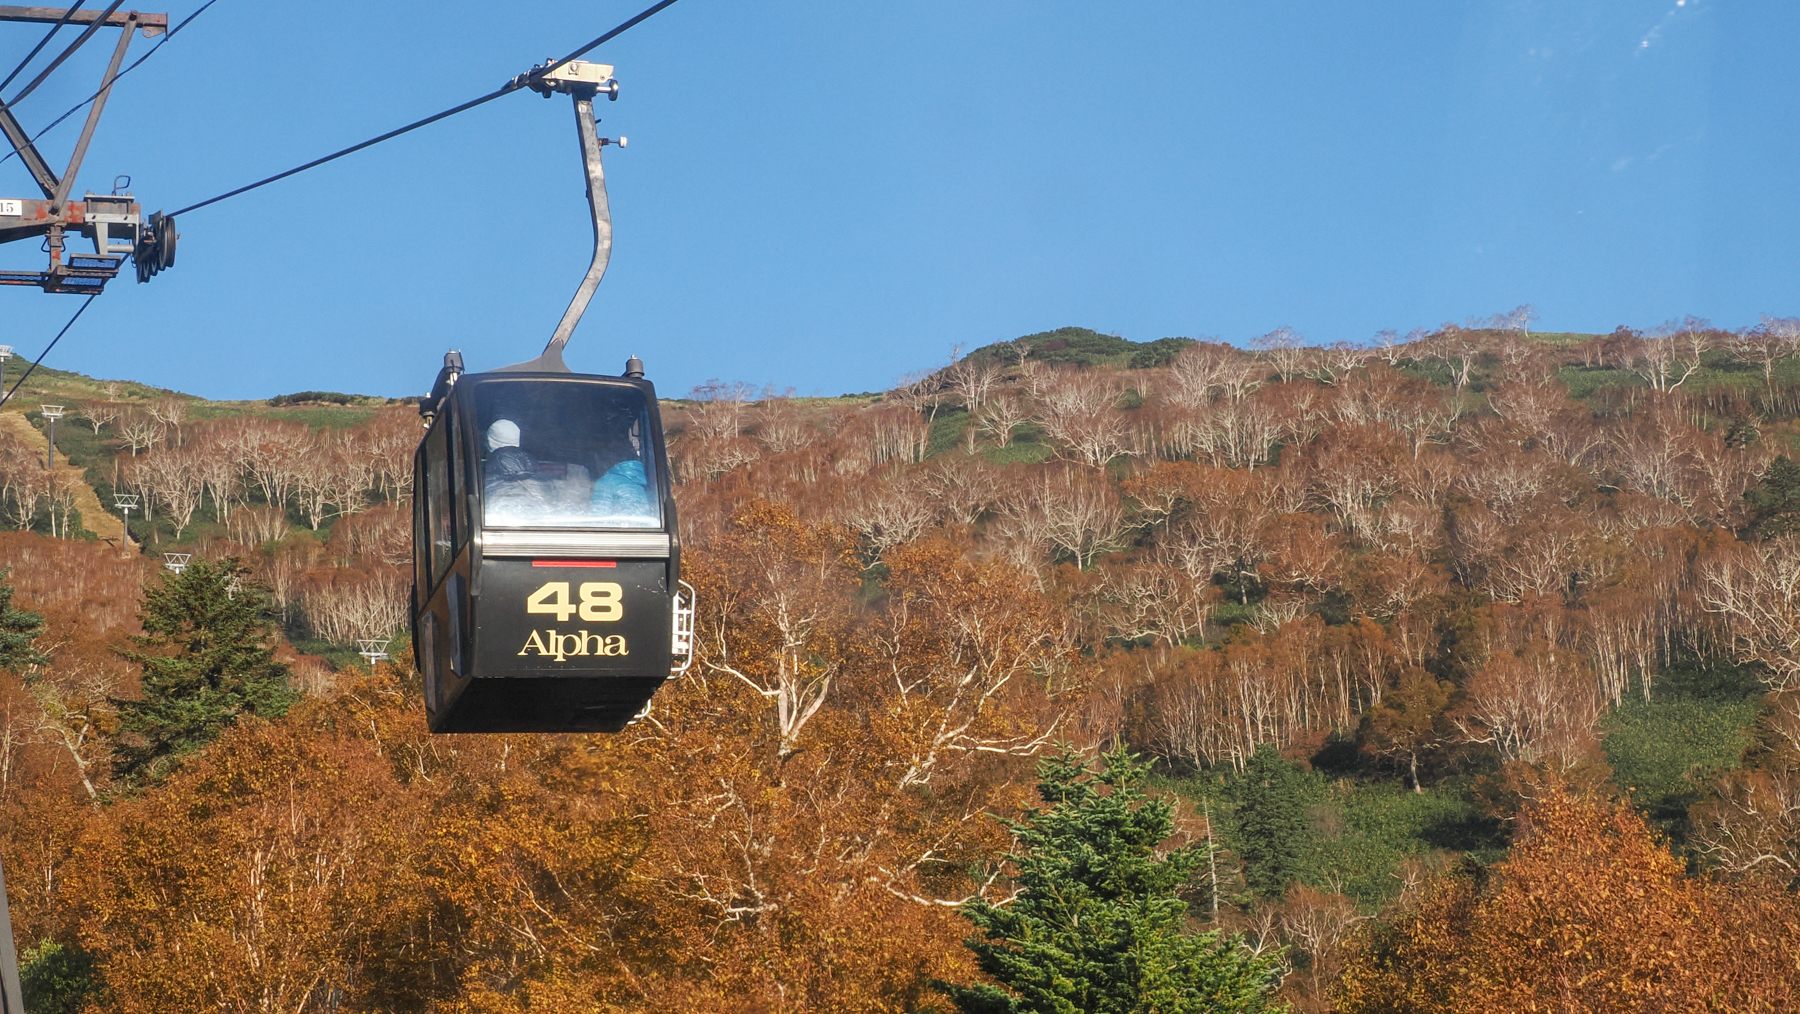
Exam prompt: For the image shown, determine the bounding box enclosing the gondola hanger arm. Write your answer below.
[498,60,624,374]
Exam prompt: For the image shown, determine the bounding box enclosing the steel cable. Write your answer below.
[0,1,87,96]
[0,0,224,170]
[4,0,126,107]
[167,0,681,218]
[5,295,96,405]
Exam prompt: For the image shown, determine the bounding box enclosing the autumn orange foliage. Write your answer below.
[8,327,1800,1007]
[1335,788,1800,1013]
[49,659,1000,1011]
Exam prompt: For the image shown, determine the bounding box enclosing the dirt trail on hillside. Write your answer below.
[0,412,128,545]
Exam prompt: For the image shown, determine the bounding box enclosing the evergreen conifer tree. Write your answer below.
[19,940,98,1014]
[113,559,296,782]
[0,569,45,674]
[1742,455,1800,539]
[942,748,1287,1014]
[1223,745,1314,899]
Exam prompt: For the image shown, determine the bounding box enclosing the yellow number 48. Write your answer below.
[527,581,624,623]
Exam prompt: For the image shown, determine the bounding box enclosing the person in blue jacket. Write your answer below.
[589,417,656,526]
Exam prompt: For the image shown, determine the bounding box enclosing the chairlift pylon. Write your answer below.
[0,7,178,293]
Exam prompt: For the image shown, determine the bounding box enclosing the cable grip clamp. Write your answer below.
[515,59,620,101]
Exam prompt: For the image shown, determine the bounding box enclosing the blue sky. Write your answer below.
[2,1,1794,400]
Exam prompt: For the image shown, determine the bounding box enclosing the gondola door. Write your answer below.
[413,399,473,728]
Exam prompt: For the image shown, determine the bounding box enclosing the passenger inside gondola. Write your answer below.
[476,383,661,529]
[482,417,553,524]
[485,419,534,479]
[590,417,657,526]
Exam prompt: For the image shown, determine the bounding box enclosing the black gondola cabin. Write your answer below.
[411,354,690,732]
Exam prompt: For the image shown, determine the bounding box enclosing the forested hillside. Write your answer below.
[5,320,1800,1010]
